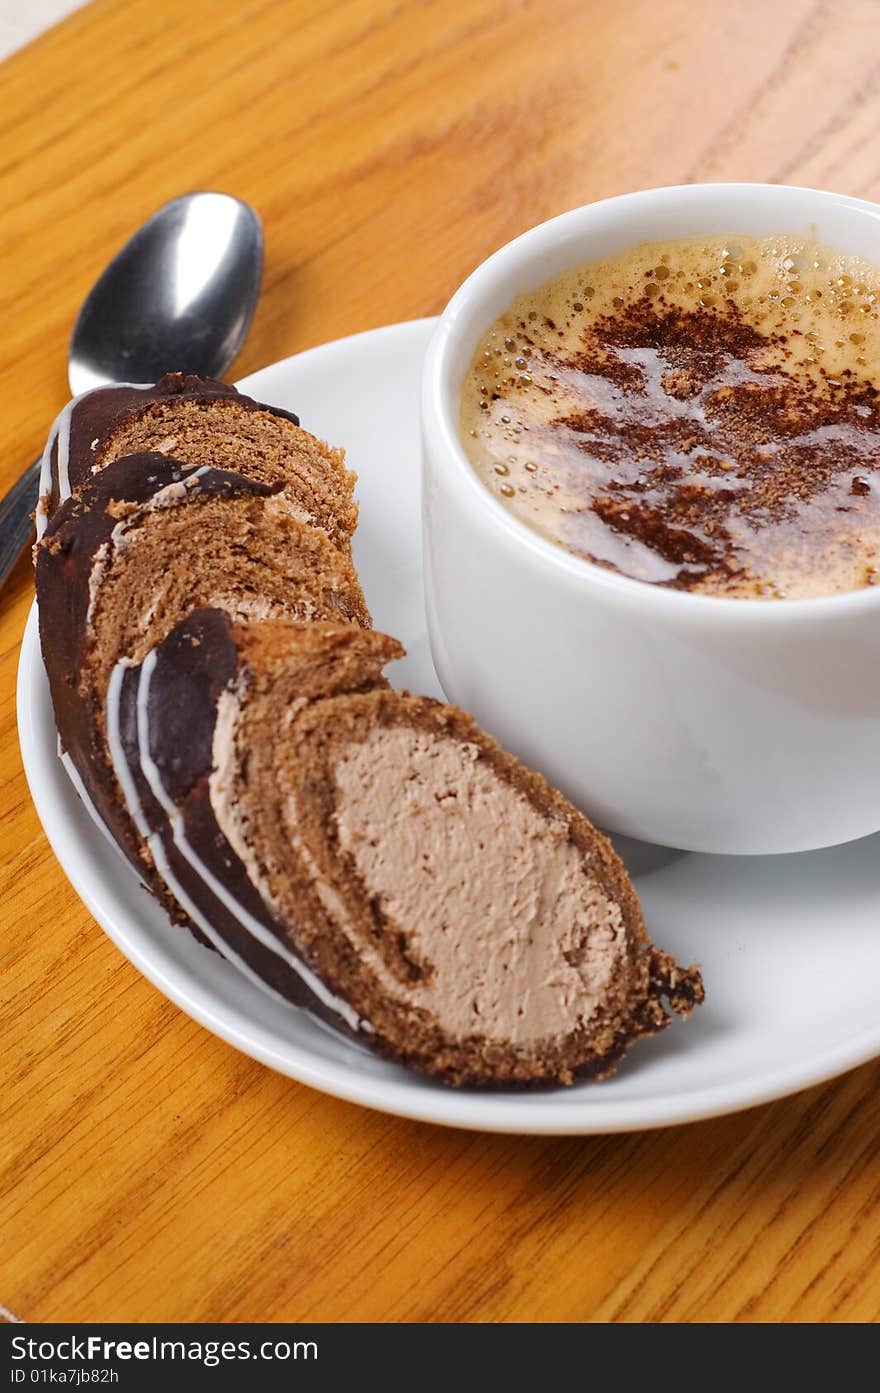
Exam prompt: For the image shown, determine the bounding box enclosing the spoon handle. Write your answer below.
[0,457,40,589]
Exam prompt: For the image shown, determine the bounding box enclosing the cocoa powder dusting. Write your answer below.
[462,234,880,599]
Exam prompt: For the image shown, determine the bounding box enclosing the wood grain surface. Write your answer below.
[3,0,880,1324]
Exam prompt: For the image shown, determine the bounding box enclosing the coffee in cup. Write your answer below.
[461,234,880,599]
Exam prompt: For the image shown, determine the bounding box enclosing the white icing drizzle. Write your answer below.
[105,660,149,838]
[58,742,128,861]
[36,397,79,539]
[35,382,150,539]
[105,653,367,1034]
[55,399,74,502]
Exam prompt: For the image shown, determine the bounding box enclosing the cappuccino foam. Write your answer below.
[461,234,880,598]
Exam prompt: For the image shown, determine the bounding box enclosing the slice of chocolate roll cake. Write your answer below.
[35,372,357,551]
[110,608,703,1087]
[35,453,369,876]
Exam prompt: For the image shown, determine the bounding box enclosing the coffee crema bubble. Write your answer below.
[460,234,880,599]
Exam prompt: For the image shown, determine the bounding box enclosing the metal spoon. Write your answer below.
[0,191,263,588]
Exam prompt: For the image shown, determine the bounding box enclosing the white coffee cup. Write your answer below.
[421,183,880,855]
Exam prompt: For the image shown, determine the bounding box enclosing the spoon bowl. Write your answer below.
[68,192,263,395]
[0,191,263,587]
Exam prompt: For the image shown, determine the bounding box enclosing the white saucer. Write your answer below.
[17,319,880,1134]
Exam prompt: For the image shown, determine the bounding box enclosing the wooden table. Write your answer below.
[3,0,879,1325]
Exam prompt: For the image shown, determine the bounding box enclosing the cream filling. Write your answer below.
[329,728,627,1046]
[209,700,628,1050]
[85,542,110,626]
